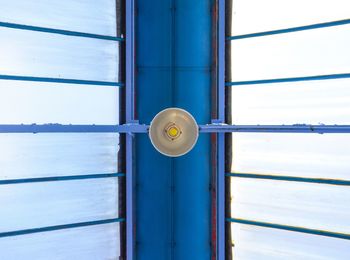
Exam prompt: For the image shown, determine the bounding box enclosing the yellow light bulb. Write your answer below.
[168,126,179,137]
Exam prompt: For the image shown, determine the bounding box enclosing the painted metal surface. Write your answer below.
[126,0,136,259]
[2,123,350,134]
[173,1,212,259]
[135,1,173,258]
[134,0,212,259]
[217,1,226,260]
[199,124,350,133]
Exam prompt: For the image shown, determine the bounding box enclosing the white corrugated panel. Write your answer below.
[230,0,350,36]
[230,177,350,234]
[0,82,119,124]
[230,25,350,81]
[0,223,121,260]
[231,79,350,125]
[0,28,119,82]
[0,0,118,36]
[231,133,350,180]
[229,1,350,259]
[0,1,122,258]
[231,224,350,260]
[0,134,119,180]
[0,178,119,232]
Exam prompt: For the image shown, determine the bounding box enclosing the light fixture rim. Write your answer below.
[149,107,199,157]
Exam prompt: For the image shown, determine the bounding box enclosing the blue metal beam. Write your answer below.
[0,218,125,238]
[226,218,350,240]
[0,21,124,41]
[135,1,174,259]
[0,124,120,133]
[217,1,226,259]
[199,124,350,134]
[126,0,136,259]
[227,18,350,41]
[172,1,212,259]
[1,124,350,134]
[225,73,350,86]
[227,173,350,186]
[0,74,123,86]
[0,173,125,185]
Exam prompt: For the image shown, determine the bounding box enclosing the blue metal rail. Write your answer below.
[227,173,350,186]
[0,124,120,133]
[0,218,125,238]
[225,73,350,86]
[0,173,125,185]
[227,18,350,41]
[0,21,124,41]
[0,74,123,86]
[125,0,136,259]
[1,124,350,134]
[199,124,350,134]
[227,218,350,240]
[217,1,226,259]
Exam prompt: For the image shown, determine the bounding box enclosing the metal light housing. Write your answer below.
[149,108,199,157]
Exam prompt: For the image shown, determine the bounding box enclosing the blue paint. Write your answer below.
[3,123,350,134]
[0,21,124,41]
[217,2,226,259]
[136,1,173,259]
[0,74,123,86]
[173,1,212,259]
[226,218,350,240]
[125,1,136,259]
[217,0,226,122]
[217,134,226,260]
[0,218,125,238]
[227,18,350,40]
[226,173,350,186]
[226,73,350,86]
[0,173,124,185]
[135,0,212,259]
[0,124,119,133]
[199,124,350,134]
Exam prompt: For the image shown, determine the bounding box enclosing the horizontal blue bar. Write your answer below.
[226,173,350,186]
[227,19,350,40]
[0,124,149,133]
[0,124,119,133]
[0,218,125,238]
[226,73,350,86]
[2,124,350,134]
[0,74,123,87]
[199,124,350,134]
[0,21,124,41]
[226,218,350,240]
[0,173,125,185]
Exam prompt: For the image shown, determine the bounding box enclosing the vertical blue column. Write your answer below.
[136,1,173,259]
[136,1,212,259]
[173,1,212,259]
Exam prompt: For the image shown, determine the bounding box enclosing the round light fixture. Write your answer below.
[149,108,199,157]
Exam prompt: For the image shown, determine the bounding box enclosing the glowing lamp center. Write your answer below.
[165,123,181,140]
